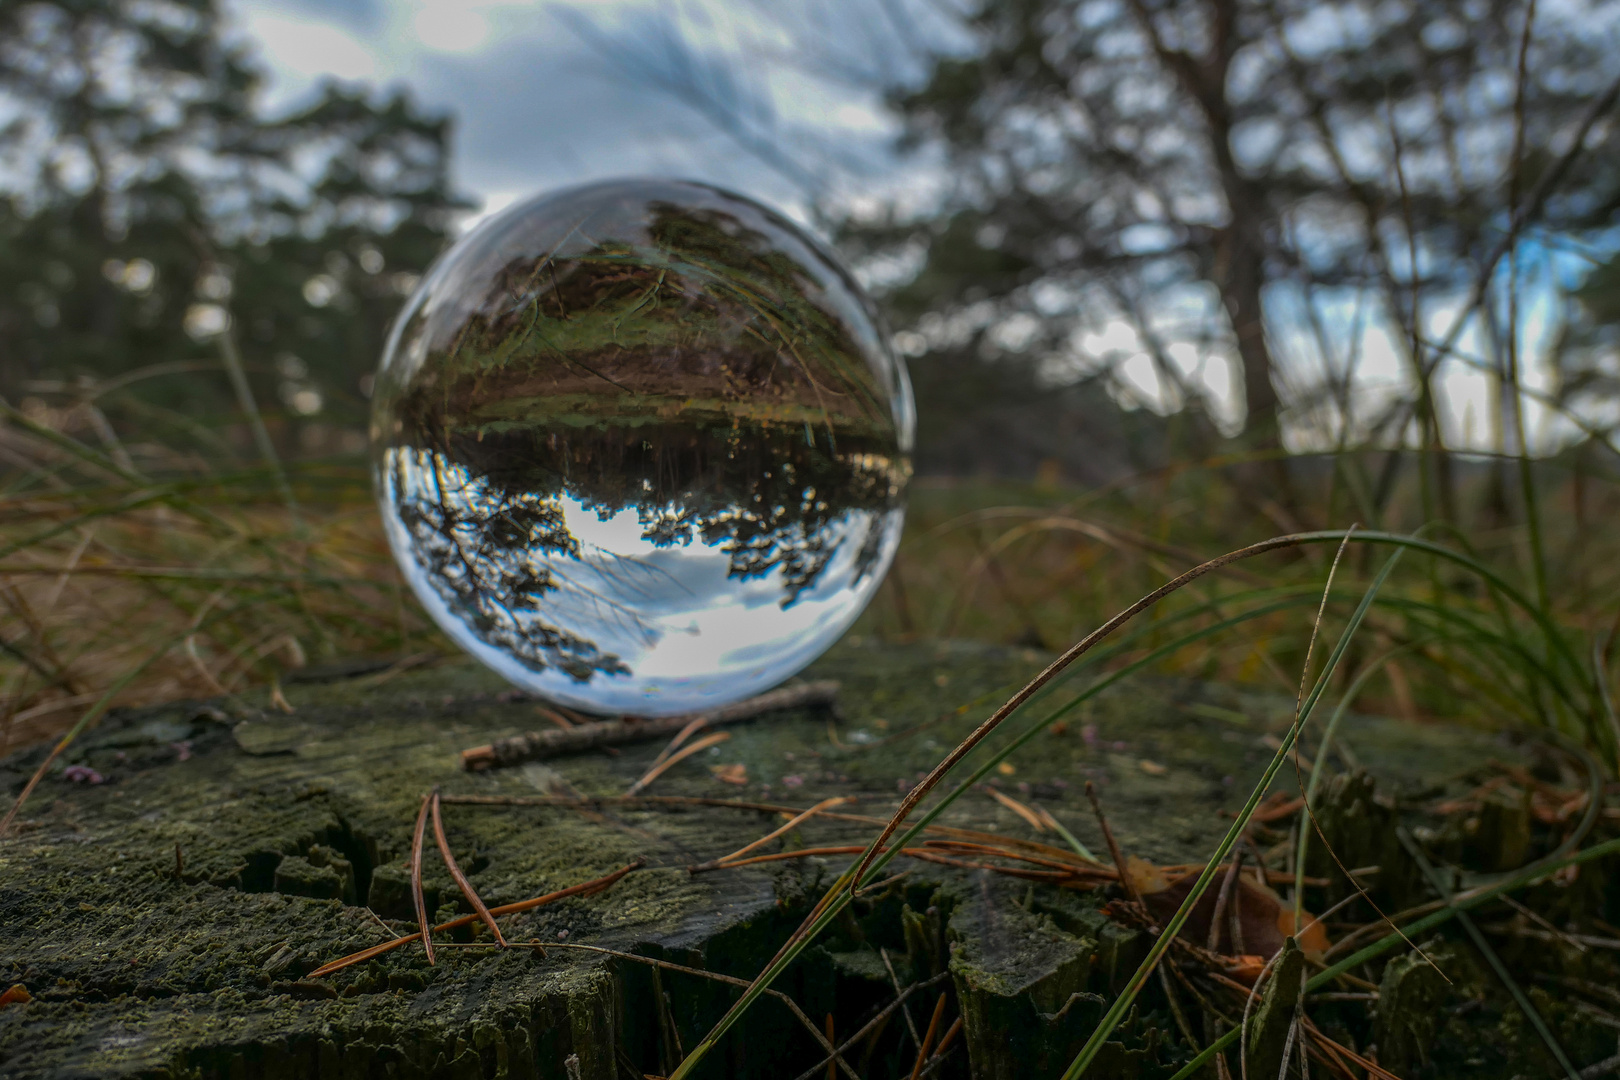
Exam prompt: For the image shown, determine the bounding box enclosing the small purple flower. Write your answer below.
[170,741,193,762]
[63,765,103,785]
[782,774,804,789]
[1081,724,1099,748]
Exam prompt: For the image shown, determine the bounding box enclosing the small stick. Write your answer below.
[410,792,435,965]
[362,908,401,940]
[460,680,839,770]
[690,797,853,873]
[645,715,716,775]
[1086,781,1137,902]
[926,1016,964,1071]
[1208,850,1243,953]
[788,973,952,1080]
[440,792,1114,869]
[308,861,642,977]
[882,947,925,1053]
[537,707,575,732]
[626,731,730,795]
[825,1014,836,1080]
[909,993,949,1080]
[429,788,506,947]
[535,941,864,1080]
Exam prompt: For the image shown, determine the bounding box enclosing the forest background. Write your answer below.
[2,0,1619,762]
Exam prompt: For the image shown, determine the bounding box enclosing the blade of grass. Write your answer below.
[217,324,300,525]
[1397,827,1578,1079]
[1594,634,1620,773]
[0,598,257,834]
[1056,536,1396,1080]
[1165,832,1620,1080]
[1293,644,1421,917]
[670,533,1393,1079]
[670,589,1348,1077]
[1035,805,1099,863]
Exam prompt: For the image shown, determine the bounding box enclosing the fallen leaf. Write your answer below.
[1223,955,1267,984]
[1126,855,1169,896]
[996,762,1016,776]
[1142,867,1331,961]
[1139,759,1168,776]
[1276,903,1332,958]
[709,763,748,786]
[0,984,30,1009]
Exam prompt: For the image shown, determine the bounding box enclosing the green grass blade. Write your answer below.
[1293,643,1424,915]
[1057,541,1404,1080]
[670,541,1343,1079]
[1167,830,1620,1080]
[1398,828,1579,1079]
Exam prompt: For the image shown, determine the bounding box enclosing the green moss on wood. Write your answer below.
[0,639,1561,1079]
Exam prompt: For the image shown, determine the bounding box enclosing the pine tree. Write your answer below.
[854,0,1617,450]
[0,0,465,451]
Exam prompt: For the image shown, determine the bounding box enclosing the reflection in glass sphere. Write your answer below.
[372,179,913,716]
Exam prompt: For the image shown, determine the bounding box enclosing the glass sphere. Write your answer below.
[372,179,913,716]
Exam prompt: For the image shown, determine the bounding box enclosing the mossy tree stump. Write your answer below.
[1,640,1511,1079]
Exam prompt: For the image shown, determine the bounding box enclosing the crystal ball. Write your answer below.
[372,179,913,716]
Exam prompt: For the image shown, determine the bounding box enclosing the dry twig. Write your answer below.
[460,681,839,770]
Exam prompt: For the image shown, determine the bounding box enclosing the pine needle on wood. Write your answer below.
[429,788,506,948]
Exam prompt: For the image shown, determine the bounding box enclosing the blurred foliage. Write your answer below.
[0,0,464,449]
[2,0,1619,772]
[839,0,1620,453]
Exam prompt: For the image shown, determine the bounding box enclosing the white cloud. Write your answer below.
[413,3,492,53]
[240,12,378,108]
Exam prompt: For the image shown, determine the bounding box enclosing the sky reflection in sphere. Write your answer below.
[371,179,913,715]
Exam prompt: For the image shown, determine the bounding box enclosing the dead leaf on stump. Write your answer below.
[1140,866,1330,960]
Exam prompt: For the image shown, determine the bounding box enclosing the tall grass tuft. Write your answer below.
[0,397,444,828]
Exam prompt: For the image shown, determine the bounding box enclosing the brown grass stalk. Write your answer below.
[308,860,642,978]
[410,792,435,965]
[429,788,506,948]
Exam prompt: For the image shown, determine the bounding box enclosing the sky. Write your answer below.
[229,0,901,229]
[224,0,1588,453]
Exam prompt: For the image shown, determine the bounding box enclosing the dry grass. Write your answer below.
[861,455,1620,731]
[5,414,1619,762]
[0,412,444,757]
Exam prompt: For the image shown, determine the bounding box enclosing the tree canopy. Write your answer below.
[838,0,1620,452]
[0,0,464,452]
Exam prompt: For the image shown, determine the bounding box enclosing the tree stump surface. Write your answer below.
[0,640,1504,1080]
